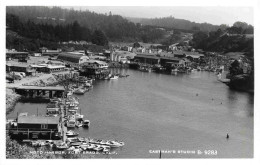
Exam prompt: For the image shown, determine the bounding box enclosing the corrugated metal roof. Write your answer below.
[18,116,59,124]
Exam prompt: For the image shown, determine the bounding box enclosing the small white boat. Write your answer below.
[74,88,87,95]
[87,144,96,150]
[105,140,124,147]
[110,75,119,80]
[66,130,79,137]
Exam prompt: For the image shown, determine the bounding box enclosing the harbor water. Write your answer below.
[7,69,254,158]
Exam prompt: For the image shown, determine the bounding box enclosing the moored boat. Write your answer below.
[82,119,90,127]
[66,130,79,137]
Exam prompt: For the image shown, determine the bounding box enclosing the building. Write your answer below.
[9,115,61,139]
[160,57,190,67]
[110,51,136,63]
[81,60,108,69]
[39,65,66,73]
[134,54,160,65]
[57,52,90,68]
[80,60,109,79]
[6,51,29,62]
[40,47,61,56]
[121,46,133,52]
[6,62,35,76]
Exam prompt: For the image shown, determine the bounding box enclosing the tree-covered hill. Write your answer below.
[127,16,220,32]
[6,6,167,43]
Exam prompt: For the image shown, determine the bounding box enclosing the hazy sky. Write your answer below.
[64,6,254,26]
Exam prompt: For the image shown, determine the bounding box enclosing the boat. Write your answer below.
[86,144,96,150]
[66,137,79,143]
[75,113,84,120]
[82,120,90,127]
[105,140,124,147]
[102,145,111,152]
[76,121,83,128]
[56,143,69,150]
[73,88,87,95]
[70,142,82,146]
[66,119,76,128]
[92,145,103,152]
[66,130,79,137]
[110,75,119,80]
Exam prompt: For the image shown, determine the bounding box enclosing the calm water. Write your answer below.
[8,69,254,158]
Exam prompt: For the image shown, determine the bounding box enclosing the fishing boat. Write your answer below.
[66,130,79,137]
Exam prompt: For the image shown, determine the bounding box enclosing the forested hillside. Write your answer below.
[127,16,220,32]
[191,22,254,57]
[6,6,167,43]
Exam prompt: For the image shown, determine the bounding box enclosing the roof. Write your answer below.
[160,57,182,61]
[16,86,65,91]
[18,116,59,124]
[57,52,89,63]
[47,65,65,69]
[81,60,108,66]
[6,62,31,68]
[6,51,28,54]
[135,54,160,60]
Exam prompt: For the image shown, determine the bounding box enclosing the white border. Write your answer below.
[1,0,259,165]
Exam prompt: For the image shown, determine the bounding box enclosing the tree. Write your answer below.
[91,29,108,46]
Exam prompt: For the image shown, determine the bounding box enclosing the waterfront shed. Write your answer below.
[17,116,60,130]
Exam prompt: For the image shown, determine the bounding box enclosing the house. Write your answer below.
[121,46,133,52]
[57,52,90,68]
[9,115,61,139]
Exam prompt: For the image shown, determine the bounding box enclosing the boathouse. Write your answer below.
[9,116,61,139]
[57,52,89,68]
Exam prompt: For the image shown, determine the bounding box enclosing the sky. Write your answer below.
[64,6,254,26]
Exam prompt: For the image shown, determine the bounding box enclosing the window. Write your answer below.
[41,124,48,129]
